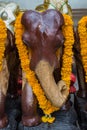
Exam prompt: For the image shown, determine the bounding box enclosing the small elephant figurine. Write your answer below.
[15,9,74,127]
[73,16,87,130]
[74,23,87,98]
[0,2,20,128]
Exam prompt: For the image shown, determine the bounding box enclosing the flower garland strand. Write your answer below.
[15,13,74,123]
[61,14,74,90]
[78,16,87,82]
[0,19,7,71]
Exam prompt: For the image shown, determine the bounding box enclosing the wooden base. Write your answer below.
[18,103,79,130]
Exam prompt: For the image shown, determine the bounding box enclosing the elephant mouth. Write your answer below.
[35,60,69,108]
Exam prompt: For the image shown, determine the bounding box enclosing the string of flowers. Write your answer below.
[78,16,87,82]
[0,19,7,71]
[61,14,74,90]
[15,13,74,123]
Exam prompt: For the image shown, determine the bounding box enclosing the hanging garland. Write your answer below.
[78,16,87,82]
[15,13,74,123]
[0,19,7,71]
[61,14,74,90]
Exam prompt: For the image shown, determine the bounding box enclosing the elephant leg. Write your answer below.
[22,72,41,127]
[0,89,8,128]
[0,58,9,128]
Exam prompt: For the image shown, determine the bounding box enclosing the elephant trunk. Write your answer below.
[35,60,69,108]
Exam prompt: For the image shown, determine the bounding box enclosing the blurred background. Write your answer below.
[0,0,86,10]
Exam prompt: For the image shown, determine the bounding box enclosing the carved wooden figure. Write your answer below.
[0,2,20,128]
[15,8,75,127]
[14,0,74,128]
[74,28,87,98]
[74,17,87,130]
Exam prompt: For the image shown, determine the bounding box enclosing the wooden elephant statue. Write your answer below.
[0,2,20,128]
[73,16,87,130]
[74,26,87,98]
[15,9,74,127]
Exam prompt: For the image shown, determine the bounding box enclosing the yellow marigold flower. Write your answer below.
[42,116,48,123]
[0,19,7,71]
[78,16,87,82]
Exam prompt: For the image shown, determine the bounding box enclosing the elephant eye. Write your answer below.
[1,11,8,20]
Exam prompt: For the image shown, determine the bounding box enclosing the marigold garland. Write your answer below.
[15,13,74,123]
[0,19,7,71]
[78,16,87,82]
[61,14,74,90]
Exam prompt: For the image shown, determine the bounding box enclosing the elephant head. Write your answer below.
[0,2,20,99]
[21,9,69,108]
[0,2,19,33]
[0,1,20,54]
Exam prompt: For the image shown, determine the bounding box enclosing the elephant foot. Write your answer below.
[22,115,41,127]
[0,115,8,129]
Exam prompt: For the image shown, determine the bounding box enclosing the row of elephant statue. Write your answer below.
[0,1,87,129]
